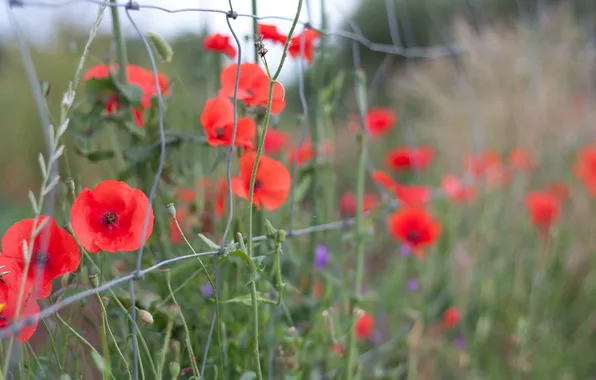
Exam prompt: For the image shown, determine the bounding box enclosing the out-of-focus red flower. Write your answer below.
[573,145,596,197]
[443,307,461,328]
[441,175,476,203]
[313,278,323,299]
[372,170,397,192]
[70,180,154,253]
[200,97,256,148]
[203,33,236,58]
[84,64,169,127]
[464,150,501,177]
[0,274,40,342]
[509,147,534,172]
[332,342,344,355]
[547,181,569,201]
[339,192,379,217]
[287,140,332,166]
[385,146,434,172]
[355,312,375,339]
[263,129,291,155]
[350,108,397,139]
[525,190,561,234]
[232,151,291,210]
[288,28,320,63]
[1,216,80,299]
[395,184,431,207]
[387,207,441,258]
[258,24,286,44]
[219,63,286,115]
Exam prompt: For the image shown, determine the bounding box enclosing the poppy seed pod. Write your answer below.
[139,309,154,324]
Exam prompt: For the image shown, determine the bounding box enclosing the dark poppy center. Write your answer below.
[254,179,263,190]
[103,211,118,226]
[407,230,420,244]
[35,252,50,266]
[215,128,225,139]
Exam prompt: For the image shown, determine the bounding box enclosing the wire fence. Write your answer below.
[1,0,581,378]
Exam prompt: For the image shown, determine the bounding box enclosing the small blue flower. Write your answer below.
[401,244,412,257]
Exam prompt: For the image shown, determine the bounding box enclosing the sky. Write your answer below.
[0,0,357,81]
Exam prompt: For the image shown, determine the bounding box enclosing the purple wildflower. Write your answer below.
[315,244,330,270]
[455,336,467,350]
[201,282,213,298]
[400,244,411,257]
[407,278,419,292]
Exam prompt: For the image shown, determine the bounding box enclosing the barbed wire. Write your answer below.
[2,0,478,378]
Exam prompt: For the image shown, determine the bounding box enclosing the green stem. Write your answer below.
[172,217,215,289]
[243,1,303,376]
[109,0,128,84]
[158,318,174,378]
[344,69,369,380]
[95,292,132,379]
[166,271,200,378]
[251,0,259,63]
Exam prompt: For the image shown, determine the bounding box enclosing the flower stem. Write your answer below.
[251,0,259,63]
[344,68,369,380]
[109,0,128,84]
[166,270,200,377]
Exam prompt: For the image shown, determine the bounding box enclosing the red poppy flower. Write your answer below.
[263,128,291,155]
[200,97,256,148]
[84,64,169,127]
[573,145,596,197]
[525,190,561,234]
[372,170,397,191]
[355,312,375,339]
[287,140,332,166]
[339,192,379,217]
[350,108,397,139]
[385,146,434,172]
[219,63,286,115]
[441,175,476,203]
[288,28,320,63]
[70,180,154,253]
[387,207,441,258]
[509,147,534,171]
[464,150,501,177]
[203,33,236,58]
[443,307,461,328]
[258,24,286,44]
[0,275,40,342]
[395,184,431,206]
[232,151,291,210]
[1,216,80,299]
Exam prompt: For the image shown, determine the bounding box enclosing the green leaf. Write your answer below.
[198,233,220,250]
[123,121,147,139]
[91,351,106,373]
[114,82,144,108]
[239,371,257,380]
[293,175,312,205]
[228,249,257,271]
[251,255,267,271]
[86,150,115,162]
[121,138,181,164]
[220,293,261,306]
[84,77,117,100]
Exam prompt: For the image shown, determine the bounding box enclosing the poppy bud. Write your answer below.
[353,307,365,318]
[172,340,181,362]
[139,309,154,324]
[168,361,180,378]
[88,274,99,288]
[265,219,277,239]
[59,374,71,380]
[65,178,76,199]
[166,203,177,219]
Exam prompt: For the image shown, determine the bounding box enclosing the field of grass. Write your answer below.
[1,2,596,380]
